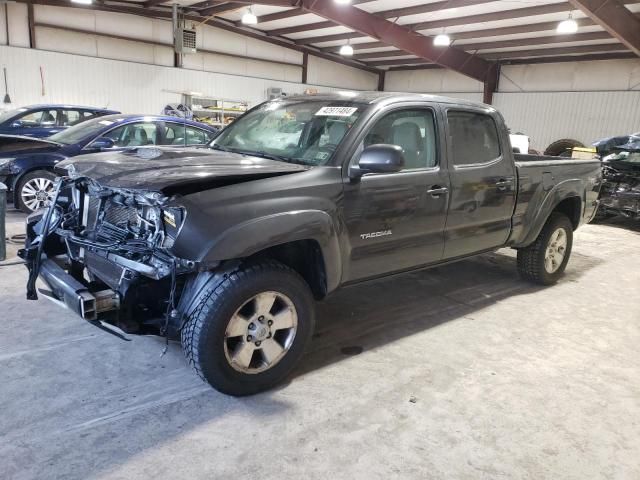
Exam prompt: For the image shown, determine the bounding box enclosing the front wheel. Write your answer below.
[181,260,315,396]
[16,170,57,213]
[517,213,573,285]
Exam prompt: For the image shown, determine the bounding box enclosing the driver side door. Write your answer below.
[341,106,450,282]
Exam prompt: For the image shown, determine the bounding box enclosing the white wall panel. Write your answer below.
[306,55,378,91]
[0,45,345,114]
[7,3,30,48]
[35,27,98,57]
[0,5,8,45]
[385,69,484,94]
[493,91,640,151]
[500,59,640,92]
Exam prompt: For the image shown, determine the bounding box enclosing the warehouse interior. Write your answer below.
[1,0,639,479]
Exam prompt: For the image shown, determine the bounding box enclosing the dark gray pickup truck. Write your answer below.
[21,92,602,395]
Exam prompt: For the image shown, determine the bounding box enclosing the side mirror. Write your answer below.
[89,137,115,150]
[11,120,24,128]
[350,144,405,180]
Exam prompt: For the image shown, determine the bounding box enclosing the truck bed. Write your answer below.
[509,153,601,247]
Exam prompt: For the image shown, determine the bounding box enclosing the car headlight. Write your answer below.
[0,157,16,173]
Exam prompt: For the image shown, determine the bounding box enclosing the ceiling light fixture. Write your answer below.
[557,12,578,34]
[71,0,93,4]
[334,0,352,4]
[339,42,354,56]
[241,6,258,25]
[433,33,451,47]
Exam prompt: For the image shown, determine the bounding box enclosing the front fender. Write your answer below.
[514,179,583,248]
[201,210,342,293]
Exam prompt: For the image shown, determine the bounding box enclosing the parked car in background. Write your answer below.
[0,114,219,212]
[593,133,640,158]
[597,141,640,220]
[0,104,120,138]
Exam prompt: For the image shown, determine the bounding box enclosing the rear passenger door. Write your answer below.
[442,108,516,259]
[342,106,449,282]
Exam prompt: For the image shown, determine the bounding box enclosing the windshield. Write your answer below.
[211,100,364,165]
[605,151,640,164]
[0,108,26,124]
[49,116,120,145]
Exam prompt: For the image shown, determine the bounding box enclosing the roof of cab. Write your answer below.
[279,91,492,110]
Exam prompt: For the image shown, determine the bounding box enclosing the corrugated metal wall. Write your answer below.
[494,91,640,151]
[0,46,348,112]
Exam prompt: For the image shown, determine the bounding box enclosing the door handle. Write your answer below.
[427,185,448,197]
[495,178,514,190]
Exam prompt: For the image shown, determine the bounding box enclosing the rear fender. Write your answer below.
[201,210,342,293]
[514,179,583,248]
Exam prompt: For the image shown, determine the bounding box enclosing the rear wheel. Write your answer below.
[181,260,315,396]
[16,170,57,213]
[517,213,573,285]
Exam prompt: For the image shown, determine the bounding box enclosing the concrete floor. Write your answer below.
[1,208,639,480]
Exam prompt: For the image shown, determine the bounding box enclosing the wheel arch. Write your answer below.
[200,210,342,297]
[514,181,583,248]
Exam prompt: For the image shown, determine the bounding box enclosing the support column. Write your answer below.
[483,63,500,105]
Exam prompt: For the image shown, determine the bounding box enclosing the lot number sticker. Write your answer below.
[315,106,358,117]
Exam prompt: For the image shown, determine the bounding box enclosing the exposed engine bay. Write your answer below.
[20,176,197,336]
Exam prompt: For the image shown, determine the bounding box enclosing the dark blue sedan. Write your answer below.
[0,114,219,212]
[0,104,120,138]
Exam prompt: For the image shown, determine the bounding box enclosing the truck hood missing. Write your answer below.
[56,147,310,194]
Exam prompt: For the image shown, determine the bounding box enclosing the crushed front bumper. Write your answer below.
[37,257,119,321]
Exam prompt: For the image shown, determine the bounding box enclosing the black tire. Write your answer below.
[15,169,57,213]
[517,213,573,285]
[544,139,584,157]
[181,260,315,396]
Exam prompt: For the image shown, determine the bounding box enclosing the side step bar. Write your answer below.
[39,259,118,321]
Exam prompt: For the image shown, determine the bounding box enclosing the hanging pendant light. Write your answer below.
[557,12,578,34]
[242,6,258,25]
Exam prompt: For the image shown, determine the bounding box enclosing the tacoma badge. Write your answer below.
[360,230,392,240]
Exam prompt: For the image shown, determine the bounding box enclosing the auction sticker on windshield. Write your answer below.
[315,106,358,117]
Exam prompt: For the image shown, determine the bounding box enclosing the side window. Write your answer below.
[61,110,82,126]
[362,109,437,170]
[16,109,58,128]
[160,124,210,146]
[185,126,207,145]
[447,110,501,166]
[102,122,158,147]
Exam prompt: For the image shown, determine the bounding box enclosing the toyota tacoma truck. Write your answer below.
[20,93,602,396]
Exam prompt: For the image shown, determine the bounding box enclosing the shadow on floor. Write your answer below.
[294,248,602,379]
[591,215,640,232]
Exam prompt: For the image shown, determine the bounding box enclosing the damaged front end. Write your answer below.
[598,150,640,220]
[19,175,198,337]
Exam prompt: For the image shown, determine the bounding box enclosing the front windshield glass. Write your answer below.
[48,116,119,145]
[211,99,364,165]
[0,108,26,123]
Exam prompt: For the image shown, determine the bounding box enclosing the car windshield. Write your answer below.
[0,108,26,123]
[49,116,120,145]
[210,99,364,166]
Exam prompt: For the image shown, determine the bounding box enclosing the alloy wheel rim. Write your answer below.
[223,291,298,374]
[21,177,55,211]
[544,228,567,274]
